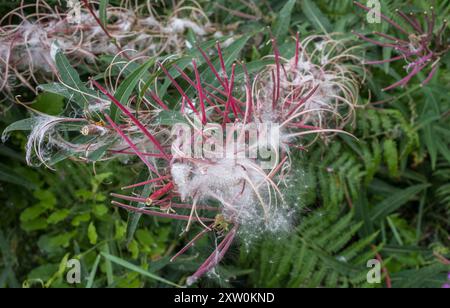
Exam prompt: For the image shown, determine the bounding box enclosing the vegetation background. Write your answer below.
[0,0,449,288]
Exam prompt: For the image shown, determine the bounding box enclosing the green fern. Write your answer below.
[240,211,379,287]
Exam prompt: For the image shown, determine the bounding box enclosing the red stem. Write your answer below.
[187,226,238,285]
[223,63,237,123]
[158,63,200,118]
[354,1,409,35]
[112,201,214,222]
[197,46,227,91]
[216,42,229,90]
[104,114,160,175]
[92,80,169,160]
[170,225,213,262]
[271,37,281,107]
[147,90,169,110]
[121,175,171,190]
[81,0,129,59]
[192,59,207,125]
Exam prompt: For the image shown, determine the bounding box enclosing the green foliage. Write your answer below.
[241,211,379,287]
[1,0,449,288]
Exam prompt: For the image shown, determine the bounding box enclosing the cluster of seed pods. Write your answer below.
[3,0,449,287]
[0,0,214,99]
[77,34,361,284]
[353,1,449,90]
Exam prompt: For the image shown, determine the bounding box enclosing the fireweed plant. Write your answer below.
[353,1,449,91]
[3,30,364,284]
[0,0,219,100]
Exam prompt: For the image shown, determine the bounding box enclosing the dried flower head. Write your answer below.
[0,0,216,98]
[10,33,363,285]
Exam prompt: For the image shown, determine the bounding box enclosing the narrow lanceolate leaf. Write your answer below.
[93,81,169,161]
[112,58,156,121]
[101,252,181,287]
[0,165,37,189]
[99,0,109,26]
[86,254,101,288]
[1,118,36,142]
[155,110,188,126]
[126,174,153,244]
[55,51,94,108]
[370,184,430,221]
[301,0,332,34]
[38,83,72,100]
[273,0,296,41]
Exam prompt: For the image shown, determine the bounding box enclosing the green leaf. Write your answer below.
[71,212,91,226]
[0,167,37,188]
[301,0,332,34]
[101,244,114,286]
[20,204,47,222]
[48,232,75,248]
[32,92,65,115]
[383,139,399,177]
[93,204,108,217]
[38,83,72,99]
[86,254,102,288]
[371,184,430,221]
[273,0,296,41]
[155,110,188,126]
[101,252,181,287]
[2,118,36,142]
[21,218,48,232]
[87,144,110,161]
[112,58,156,121]
[436,136,450,164]
[99,0,109,26]
[55,51,93,108]
[47,209,71,224]
[423,124,437,170]
[88,222,98,245]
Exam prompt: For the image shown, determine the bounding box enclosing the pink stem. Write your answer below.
[111,193,149,204]
[150,182,174,200]
[396,10,423,33]
[147,90,169,110]
[288,123,322,130]
[353,32,409,51]
[286,84,320,118]
[111,201,214,222]
[187,226,238,285]
[223,63,237,123]
[216,42,229,90]
[354,1,409,35]
[197,46,227,91]
[421,64,438,86]
[271,37,281,107]
[110,149,170,158]
[93,80,169,161]
[157,63,200,118]
[364,54,405,65]
[169,203,219,211]
[372,32,409,45]
[121,175,172,190]
[192,59,207,124]
[172,65,223,114]
[170,225,213,262]
[241,62,253,120]
[382,59,429,91]
[104,114,160,175]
